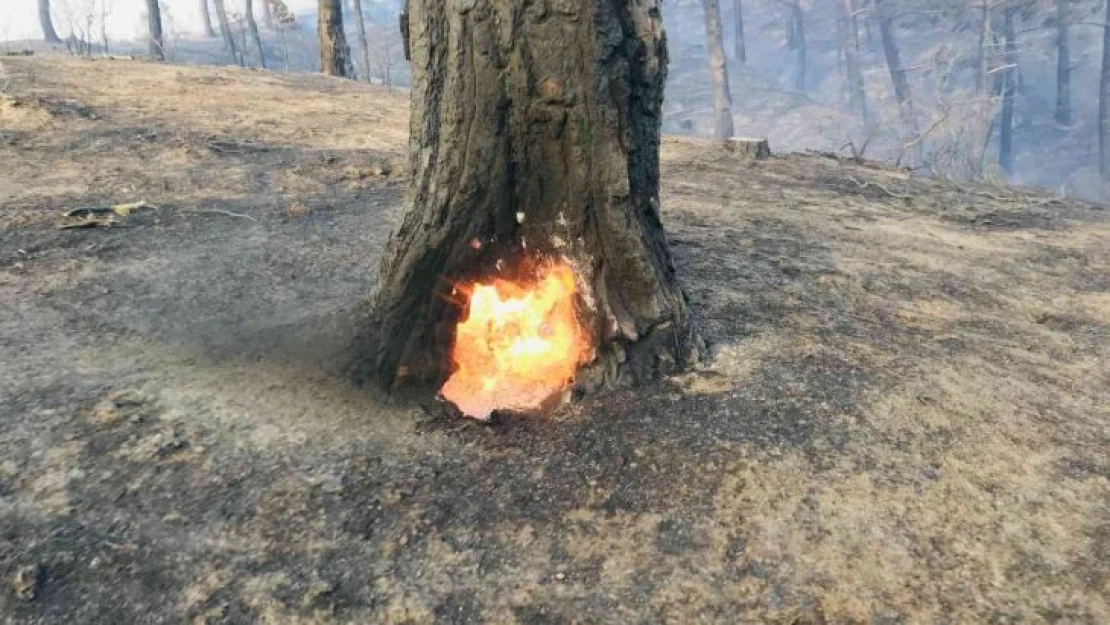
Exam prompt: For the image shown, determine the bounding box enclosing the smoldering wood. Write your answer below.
[354,0,703,400]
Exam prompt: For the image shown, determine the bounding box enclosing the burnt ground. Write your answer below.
[0,55,1107,624]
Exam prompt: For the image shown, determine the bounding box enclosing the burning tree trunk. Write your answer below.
[351,0,371,83]
[703,0,735,139]
[1055,0,1071,126]
[145,0,165,61]
[38,0,61,43]
[244,0,266,69]
[318,0,352,78]
[200,0,217,37]
[358,0,703,418]
[999,7,1016,175]
[734,0,746,64]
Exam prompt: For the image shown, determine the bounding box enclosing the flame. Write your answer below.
[440,260,592,420]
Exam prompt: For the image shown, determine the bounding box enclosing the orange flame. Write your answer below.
[440,260,593,420]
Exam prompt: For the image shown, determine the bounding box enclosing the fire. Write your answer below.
[440,260,592,420]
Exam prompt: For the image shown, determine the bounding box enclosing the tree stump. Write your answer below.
[356,0,703,405]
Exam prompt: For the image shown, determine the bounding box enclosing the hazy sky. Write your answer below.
[0,0,320,41]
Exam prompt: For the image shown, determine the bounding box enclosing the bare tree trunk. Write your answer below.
[1055,0,1072,126]
[999,7,1016,175]
[200,0,217,37]
[875,0,912,124]
[145,0,165,61]
[213,0,243,66]
[39,0,62,43]
[1100,0,1110,176]
[976,0,991,93]
[260,0,275,30]
[244,0,266,68]
[703,0,734,138]
[359,0,702,400]
[318,0,352,77]
[351,0,372,82]
[839,0,868,125]
[792,1,806,92]
[733,0,746,63]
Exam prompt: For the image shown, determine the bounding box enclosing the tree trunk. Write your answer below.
[734,0,746,63]
[145,0,165,61]
[703,0,735,139]
[200,0,217,37]
[839,0,868,126]
[244,0,266,68]
[1055,0,1071,126]
[260,0,275,30]
[351,0,372,82]
[875,0,912,127]
[976,0,991,93]
[38,0,61,43]
[318,0,352,78]
[792,1,806,92]
[358,0,703,400]
[213,0,243,66]
[999,8,1016,175]
[1100,0,1110,176]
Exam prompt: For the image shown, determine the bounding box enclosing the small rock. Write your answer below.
[285,202,313,219]
[12,564,40,601]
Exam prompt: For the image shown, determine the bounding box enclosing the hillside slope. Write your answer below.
[1,55,1107,624]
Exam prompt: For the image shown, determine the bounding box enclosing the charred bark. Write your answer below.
[734,0,746,63]
[213,0,243,66]
[244,0,266,68]
[1055,0,1071,126]
[38,0,61,43]
[200,0,217,37]
[318,0,352,78]
[703,0,735,139]
[358,0,703,399]
[145,0,165,61]
[351,0,372,82]
[999,7,1016,175]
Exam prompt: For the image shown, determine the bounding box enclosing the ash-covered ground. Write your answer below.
[1,56,1107,623]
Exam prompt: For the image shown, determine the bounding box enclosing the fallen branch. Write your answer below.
[846,176,914,200]
[183,208,257,222]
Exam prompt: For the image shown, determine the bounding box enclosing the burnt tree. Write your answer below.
[318,0,352,78]
[200,0,217,37]
[1100,0,1110,176]
[145,0,165,61]
[360,0,703,397]
[704,0,735,139]
[734,0,746,63]
[999,7,1016,174]
[875,0,914,132]
[838,0,868,126]
[351,0,372,83]
[1055,0,1071,126]
[38,0,61,43]
[244,0,266,69]
[213,0,244,66]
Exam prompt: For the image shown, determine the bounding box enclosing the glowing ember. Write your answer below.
[440,261,593,420]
